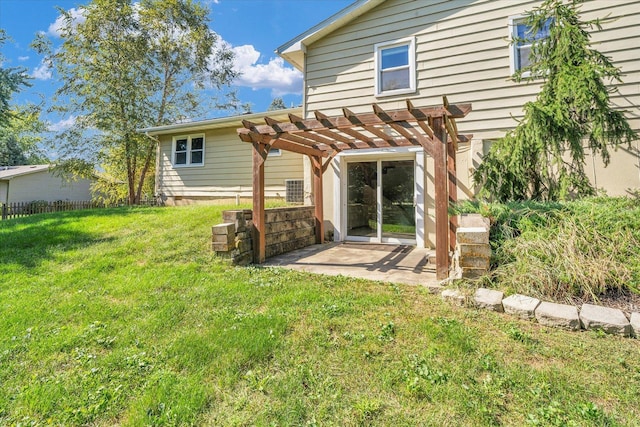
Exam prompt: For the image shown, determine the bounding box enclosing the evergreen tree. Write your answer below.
[473,0,637,201]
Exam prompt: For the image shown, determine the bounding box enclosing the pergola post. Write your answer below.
[432,116,450,280]
[252,142,268,263]
[310,155,325,244]
[447,135,458,251]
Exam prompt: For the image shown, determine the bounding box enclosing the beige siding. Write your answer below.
[157,126,304,202]
[303,0,640,245]
[4,172,93,204]
[305,0,640,136]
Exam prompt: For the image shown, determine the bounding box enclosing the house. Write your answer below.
[272,0,640,249]
[0,165,94,204]
[144,0,639,275]
[141,108,305,206]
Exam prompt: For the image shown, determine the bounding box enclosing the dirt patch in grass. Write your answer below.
[570,289,640,317]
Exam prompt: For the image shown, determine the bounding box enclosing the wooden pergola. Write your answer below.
[237,98,471,279]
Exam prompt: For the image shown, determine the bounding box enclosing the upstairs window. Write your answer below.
[510,16,552,77]
[374,38,416,97]
[173,135,204,167]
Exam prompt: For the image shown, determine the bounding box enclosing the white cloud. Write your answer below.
[18,56,29,61]
[232,44,303,96]
[47,8,86,37]
[49,116,77,132]
[32,59,52,80]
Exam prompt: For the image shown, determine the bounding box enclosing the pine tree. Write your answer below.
[473,0,637,201]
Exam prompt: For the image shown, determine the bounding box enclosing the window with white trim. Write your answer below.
[268,148,281,157]
[509,16,552,77]
[374,38,416,97]
[172,134,205,167]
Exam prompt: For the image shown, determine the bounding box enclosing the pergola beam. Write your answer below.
[315,111,378,148]
[238,128,328,158]
[373,103,436,157]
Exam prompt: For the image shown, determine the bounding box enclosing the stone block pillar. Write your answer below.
[451,213,491,279]
[212,210,254,265]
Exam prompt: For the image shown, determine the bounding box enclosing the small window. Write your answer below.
[268,148,282,157]
[374,37,416,97]
[285,179,304,204]
[172,134,205,167]
[509,16,552,77]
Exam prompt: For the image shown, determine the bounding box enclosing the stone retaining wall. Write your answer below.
[264,206,316,259]
[212,206,316,264]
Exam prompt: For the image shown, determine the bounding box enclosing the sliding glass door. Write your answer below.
[346,159,415,243]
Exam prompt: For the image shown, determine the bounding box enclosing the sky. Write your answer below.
[0,0,354,132]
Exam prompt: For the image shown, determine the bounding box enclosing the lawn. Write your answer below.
[1,205,639,426]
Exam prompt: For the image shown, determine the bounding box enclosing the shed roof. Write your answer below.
[0,165,51,180]
[275,0,385,71]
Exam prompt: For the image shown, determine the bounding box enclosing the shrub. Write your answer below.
[454,197,640,301]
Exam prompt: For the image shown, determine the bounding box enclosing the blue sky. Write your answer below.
[0,0,353,131]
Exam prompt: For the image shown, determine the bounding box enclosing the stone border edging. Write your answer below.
[440,287,639,338]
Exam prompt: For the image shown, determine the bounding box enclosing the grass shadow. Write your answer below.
[0,207,161,268]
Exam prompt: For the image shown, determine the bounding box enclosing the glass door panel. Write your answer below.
[346,162,377,238]
[381,160,415,240]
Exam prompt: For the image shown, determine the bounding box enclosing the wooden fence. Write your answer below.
[1,198,160,220]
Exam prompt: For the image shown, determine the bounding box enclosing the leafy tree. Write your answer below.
[473,0,637,201]
[0,105,48,166]
[34,0,238,204]
[0,30,44,167]
[0,30,31,128]
[267,97,287,111]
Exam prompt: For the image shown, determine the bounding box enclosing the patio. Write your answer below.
[263,242,441,289]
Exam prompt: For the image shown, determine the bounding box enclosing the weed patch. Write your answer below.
[456,197,640,302]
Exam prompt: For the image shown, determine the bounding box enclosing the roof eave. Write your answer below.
[0,165,51,180]
[138,107,303,136]
[275,0,386,72]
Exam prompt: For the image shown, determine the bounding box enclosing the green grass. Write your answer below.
[1,205,639,426]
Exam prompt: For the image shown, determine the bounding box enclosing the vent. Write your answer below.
[285,179,304,204]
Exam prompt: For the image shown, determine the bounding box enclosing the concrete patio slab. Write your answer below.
[262,242,439,287]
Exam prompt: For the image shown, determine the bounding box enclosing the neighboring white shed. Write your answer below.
[0,165,94,204]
